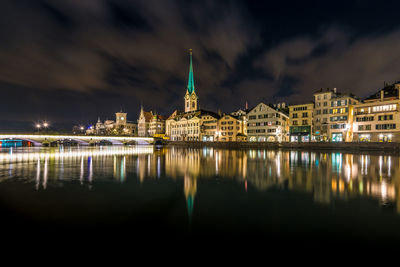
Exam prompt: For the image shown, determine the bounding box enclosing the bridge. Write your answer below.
[0,134,154,146]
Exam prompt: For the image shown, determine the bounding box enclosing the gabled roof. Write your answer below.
[152,114,168,121]
[172,109,220,121]
[167,110,183,120]
[248,102,289,117]
[141,111,153,122]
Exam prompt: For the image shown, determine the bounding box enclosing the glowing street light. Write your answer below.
[43,122,49,128]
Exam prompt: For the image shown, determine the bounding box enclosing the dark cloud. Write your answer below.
[1,0,400,131]
[257,28,400,104]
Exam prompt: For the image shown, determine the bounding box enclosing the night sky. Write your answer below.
[2,0,400,131]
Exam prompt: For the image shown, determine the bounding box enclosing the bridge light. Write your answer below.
[43,122,49,128]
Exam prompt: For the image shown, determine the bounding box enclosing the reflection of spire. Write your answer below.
[184,174,197,223]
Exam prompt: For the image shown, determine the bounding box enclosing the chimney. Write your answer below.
[333,88,337,94]
[380,90,384,101]
[282,102,286,108]
[395,83,400,99]
[277,103,281,109]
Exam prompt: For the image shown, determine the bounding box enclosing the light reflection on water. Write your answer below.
[0,146,398,214]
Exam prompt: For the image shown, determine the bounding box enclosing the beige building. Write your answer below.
[247,102,289,142]
[201,113,219,141]
[217,114,246,142]
[289,103,313,142]
[87,111,137,136]
[148,114,167,137]
[313,88,336,141]
[353,82,400,142]
[328,94,359,142]
[168,110,220,141]
[137,107,153,137]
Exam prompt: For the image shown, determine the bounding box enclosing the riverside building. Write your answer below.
[87,111,137,136]
[353,82,400,142]
[247,102,289,142]
[166,49,220,141]
[148,114,168,137]
[217,114,247,142]
[313,88,338,141]
[138,107,153,137]
[328,94,359,142]
[288,103,313,142]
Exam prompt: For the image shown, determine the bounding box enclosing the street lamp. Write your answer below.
[36,124,41,134]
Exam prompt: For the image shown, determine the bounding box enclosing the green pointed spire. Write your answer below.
[187,49,195,95]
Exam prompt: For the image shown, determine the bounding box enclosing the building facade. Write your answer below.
[289,103,313,142]
[217,114,246,142]
[353,82,400,142]
[148,114,167,137]
[137,107,153,137]
[201,113,219,141]
[313,88,336,141]
[87,111,137,136]
[247,102,289,142]
[328,94,359,142]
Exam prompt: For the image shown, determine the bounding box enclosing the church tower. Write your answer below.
[184,49,198,112]
[115,110,127,125]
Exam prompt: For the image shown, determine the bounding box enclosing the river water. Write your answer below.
[1,145,400,247]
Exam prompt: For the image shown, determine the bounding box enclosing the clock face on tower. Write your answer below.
[121,117,124,120]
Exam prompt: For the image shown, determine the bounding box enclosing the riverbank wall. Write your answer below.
[166,141,400,152]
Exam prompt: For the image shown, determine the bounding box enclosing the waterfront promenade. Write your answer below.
[167,141,400,152]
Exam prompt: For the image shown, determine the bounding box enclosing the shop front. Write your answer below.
[358,134,371,142]
[378,133,393,142]
[290,126,311,143]
[331,133,343,142]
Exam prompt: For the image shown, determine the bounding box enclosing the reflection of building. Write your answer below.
[87,111,138,136]
[353,82,400,142]
[289,103,313,142]
[247,102,289,142]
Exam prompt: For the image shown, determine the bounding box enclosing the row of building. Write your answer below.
[87,49,400,143]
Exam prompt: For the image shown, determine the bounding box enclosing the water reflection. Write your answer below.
[0,146,399,215]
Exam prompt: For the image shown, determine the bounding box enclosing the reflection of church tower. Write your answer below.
[184,174,197,222]
[184,49,198,112]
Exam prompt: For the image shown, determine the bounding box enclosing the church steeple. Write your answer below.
[187,49,195,95]
[184,49,198,113]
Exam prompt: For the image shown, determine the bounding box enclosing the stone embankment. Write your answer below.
[166,141,400,152]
